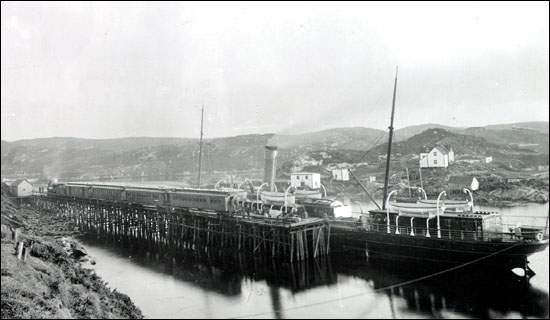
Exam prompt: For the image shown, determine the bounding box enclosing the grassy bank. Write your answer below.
[1,190,143,319]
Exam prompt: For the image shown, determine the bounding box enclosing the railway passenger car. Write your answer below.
[48,182,250,212]
[125,187,168,206]
[65,183,90,199]
[88,184,125,202]
[169,188,247,212]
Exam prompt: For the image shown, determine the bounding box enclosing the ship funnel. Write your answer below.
[264,145,278,191]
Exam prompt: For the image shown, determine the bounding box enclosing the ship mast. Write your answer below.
[382,67,398,210]
[197,105,204,188]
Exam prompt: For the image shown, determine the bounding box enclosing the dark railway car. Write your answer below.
[169,188,247,212]
[65,183,89,199]
[125,187,168,206]
[88,185,125,202]
[48,182,249,212]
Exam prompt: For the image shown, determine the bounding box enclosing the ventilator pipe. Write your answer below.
[395,214,400,235]
[386,190,398,233]
[284,185,296,207]
[436,191,447,238]
[256,183,268,212]
[426,216,433,237]
[239,178,254,192]
[417,187,427,200]
[410,217,415,236]
[463,188,474,213]
[320,183,327,198]
[214,179,225,190]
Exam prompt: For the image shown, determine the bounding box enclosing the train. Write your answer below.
[47,181,353,219]
[47,182,248,212]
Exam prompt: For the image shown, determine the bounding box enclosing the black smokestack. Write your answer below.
[264,146,278,192]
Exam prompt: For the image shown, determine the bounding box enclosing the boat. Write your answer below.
[260,191,295,206]
[293,189,323,200]
[331,68,549,275]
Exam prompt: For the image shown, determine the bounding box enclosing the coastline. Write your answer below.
[1,191,143,319]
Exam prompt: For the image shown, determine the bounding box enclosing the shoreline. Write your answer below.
[1,192,143,319]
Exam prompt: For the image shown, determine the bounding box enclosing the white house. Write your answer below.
[3,179,34,197]
[485,156,493,163]
[419,145,454,168]
[368,176,377,183]
[291,172,321,189]
[331,168,349,181]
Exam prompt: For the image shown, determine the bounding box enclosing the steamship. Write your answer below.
[330,69,549,274]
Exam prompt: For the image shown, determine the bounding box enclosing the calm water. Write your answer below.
[81,203,549,319]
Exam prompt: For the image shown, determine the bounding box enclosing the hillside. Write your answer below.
[1,122,548,183]
[393,123,460,141]
[369,128,530,158]
[1,188,143,319]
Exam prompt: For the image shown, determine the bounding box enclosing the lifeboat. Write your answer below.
[260,191,295,206]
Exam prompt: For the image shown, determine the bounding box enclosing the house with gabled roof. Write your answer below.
[2,179,33,197]
[419,145,455,168]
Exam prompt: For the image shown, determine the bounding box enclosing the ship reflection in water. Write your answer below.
[81,235,549,319]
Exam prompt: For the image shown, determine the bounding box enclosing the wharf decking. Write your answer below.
[32,196,330,262]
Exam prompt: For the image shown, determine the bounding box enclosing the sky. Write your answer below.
[1,1,549,141]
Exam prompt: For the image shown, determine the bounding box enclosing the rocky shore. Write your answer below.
[1,190,143,319]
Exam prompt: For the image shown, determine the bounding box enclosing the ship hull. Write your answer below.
[331,226,548,270]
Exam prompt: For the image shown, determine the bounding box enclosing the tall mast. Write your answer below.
[197,105,204,188]
[382,67,398,210]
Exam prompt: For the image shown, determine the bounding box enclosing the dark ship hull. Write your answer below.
[331,225,548,270]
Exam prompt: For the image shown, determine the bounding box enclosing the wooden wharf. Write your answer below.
[32,196,330,262]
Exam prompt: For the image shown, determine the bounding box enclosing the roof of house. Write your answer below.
[291,172,320,175]
[435,145,449,154]
[448,176,477,185]
[422,144,452,155]
[4,179,31,187]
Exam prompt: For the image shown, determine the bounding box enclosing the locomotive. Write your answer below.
[47,182,247,212]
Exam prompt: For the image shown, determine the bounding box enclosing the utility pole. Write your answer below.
[382,67,398,210]
[197,106,204,188]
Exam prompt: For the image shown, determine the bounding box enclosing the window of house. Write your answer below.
[433,152,437,156]
[434,159,438,164]
[305,176,308,179]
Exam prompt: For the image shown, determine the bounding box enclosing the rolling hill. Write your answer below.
[1,122,547,182]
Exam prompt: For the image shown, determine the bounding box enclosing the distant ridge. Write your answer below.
[2,121,547,180]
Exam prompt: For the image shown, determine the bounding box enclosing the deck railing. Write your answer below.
[364,222,548,242]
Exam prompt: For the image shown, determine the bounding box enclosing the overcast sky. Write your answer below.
[1,1,548,141]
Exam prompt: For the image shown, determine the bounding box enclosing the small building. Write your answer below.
[419,145,454,168]
[485,156,493,164]
[368,176,377,183]
[448,176,479,191]
[331,168,349,181]
[290,172,321,189]
[3,179,34,197]
[538,165,549,171]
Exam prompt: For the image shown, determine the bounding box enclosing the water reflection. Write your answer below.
[81,235,548,319]
[333,253,549,319]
